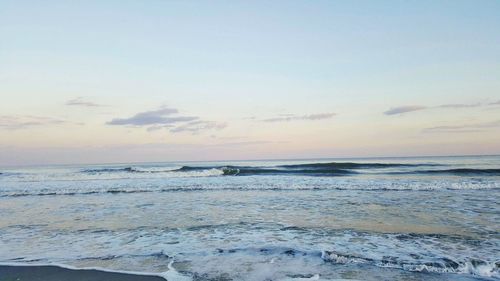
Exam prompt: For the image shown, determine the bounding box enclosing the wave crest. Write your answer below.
[78,162,500,178]
[415,168,500,176]
[322,250,499,278]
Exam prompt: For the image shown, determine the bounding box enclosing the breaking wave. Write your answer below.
[2,179,498,198]
[82,166,181,174]
[321,250,499,278]
[78,162,500,178]
[413,168,500,176]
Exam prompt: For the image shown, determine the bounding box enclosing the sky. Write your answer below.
[1,0,500,166]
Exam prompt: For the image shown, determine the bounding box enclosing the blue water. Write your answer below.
[0,156,499,280]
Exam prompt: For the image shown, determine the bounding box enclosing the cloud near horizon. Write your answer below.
[423,120,500,133]
[107,107,225,134]
[107,108,191,126]
[385,101,496,116]
[0,115,79,130]
[170,120,227,133]
[384,106,427,115]
[262,113,336,122]
[437,103,482,108]
[66,97,104,107]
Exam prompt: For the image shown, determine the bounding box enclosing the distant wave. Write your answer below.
[4,163,499,181]
[81,165,357,177]
[82,167,180,174]
[3,180,499,197]
[414,168,500,176]
[81,162,439,177]
[380,168,500,176]
[78,164,500,177]
[0,187,310,198]
[82,167,134,173]
[278,162,433,169]
[208,166,355,176]
[0,172,20,177]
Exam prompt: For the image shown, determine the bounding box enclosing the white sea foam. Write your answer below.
[130,166,183,173]
[1,172,500,198]
[1,222,498,280]
[160,261,193,281]
[278,276,361,281]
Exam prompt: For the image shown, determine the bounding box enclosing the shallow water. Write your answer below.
[0,156,499,280]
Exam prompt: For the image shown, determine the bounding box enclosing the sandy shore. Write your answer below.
[0,265,166,281]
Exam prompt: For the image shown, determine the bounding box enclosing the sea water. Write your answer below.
[0,156,499,280]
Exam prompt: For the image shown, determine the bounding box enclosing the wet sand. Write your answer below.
[0,265,166,281]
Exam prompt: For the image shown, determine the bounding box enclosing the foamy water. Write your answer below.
[0,156,499,280]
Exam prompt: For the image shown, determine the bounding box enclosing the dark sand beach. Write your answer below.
[0,265,165,281]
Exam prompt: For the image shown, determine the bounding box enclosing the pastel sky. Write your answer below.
[1,0,500,166]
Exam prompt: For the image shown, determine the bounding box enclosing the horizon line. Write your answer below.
[1,153,499,169]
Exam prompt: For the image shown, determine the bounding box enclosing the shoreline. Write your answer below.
[0,264,167,281]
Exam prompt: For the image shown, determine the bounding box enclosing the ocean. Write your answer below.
[0,155,499,280]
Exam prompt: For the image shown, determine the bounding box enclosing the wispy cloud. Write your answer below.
[66,97,104,107]
[385,100,496,116]
[490,100,500,105]
[208,140,286,147]
[437,103,482,108]
[262,113,336,122]
[170,120,227,133]
[107,107,225,134]
[107,107,197,126]
[423,120,500,133]
[384,106,427,115]
[0,115,78,130]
